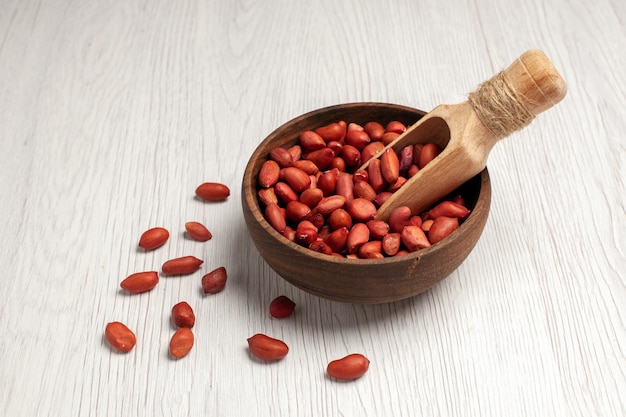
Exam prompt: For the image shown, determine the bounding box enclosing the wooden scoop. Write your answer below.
[365,50,567,220]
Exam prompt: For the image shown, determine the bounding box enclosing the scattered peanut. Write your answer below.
[326,353,370,380]
[120,271,159,294]
[195,182,230,201]
[185,221,213,242]
[172,301,195,328]
[138,227,169,251]
[169,327,194,359]
[269,295,296,318]
[162,256,204,275]
[201,266,227,294]
[247,333,289,361]
[105,322,136,353]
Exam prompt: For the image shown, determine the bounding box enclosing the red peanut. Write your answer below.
[417,143,442,168]
[428,216,459,244]
[366,220,389,239]
[282,167,311,192]
[353,179,377,201]
[309,240,333,255]
[361,141,385,163]
[316,195,346,215]
[388,206,412,233]
[381,131,399,145]
[382,233,402,256]
[286,200,312,222]
[347,223,370,253]
[380,148,400,184]
[335,172,354,202]
[358,240,384,259]
[317,170,338,196]
[185,221,212,242]
[315,122,346,142]
[324,227,349,253]
[283,226,296,242]
[328,208,353,230]
[399,145,414,175]
[269,147,294,167]
[296,221,319,245]
[347,198,377,222]
[327,353,370,380]
[341,144,362,167]
[257,187,278,206]
[293,159,319,175]
[387,176,407,192]
[300,187,324,208]
[401,225,431,251]
[407,164,420,177]
[299,130,326,150]
[247,334,289,361]
[172,301,195,328]
[275,182,299,204]
[265,203,287,233]
[374,191,393,206]
[195,182,230,201]
[427,200,470,220]
[421,219,434,233]
[363,121,385,140]
[202,266,227,294]
[345,129,370,150]
[306,148,335,170]
[120,271,159,294]
[386,120,406,133]
[170,327,194,359]
[162,256,203,276]
[138,227,169,251]
[287,145,302,161]
[269,295,296,319]
[327,141,343,156]
[105,322,136,353]
[367,159,386,193]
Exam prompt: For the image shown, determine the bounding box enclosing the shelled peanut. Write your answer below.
[106,183,229,356]
[256,120,471,258]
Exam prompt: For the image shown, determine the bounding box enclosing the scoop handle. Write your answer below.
[468,49,567,138]
[503,49,567,114]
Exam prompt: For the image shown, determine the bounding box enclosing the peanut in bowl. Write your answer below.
[241,102,490,304]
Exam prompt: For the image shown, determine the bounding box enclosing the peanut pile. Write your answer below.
[257,120,471,258]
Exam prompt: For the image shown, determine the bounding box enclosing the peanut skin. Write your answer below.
[170,327,194,359]
[161,256,203,275]
[138,227,169,251]
[428,216,459,244]
[105,322,136,353]
[247,334,289,361]
[327,353,370,380]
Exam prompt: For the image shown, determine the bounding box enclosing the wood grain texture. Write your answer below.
[0,0,624,416]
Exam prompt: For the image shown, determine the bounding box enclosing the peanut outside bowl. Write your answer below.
[241,102,491,304]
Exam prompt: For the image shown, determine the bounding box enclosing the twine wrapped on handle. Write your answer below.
[468,71,535,139]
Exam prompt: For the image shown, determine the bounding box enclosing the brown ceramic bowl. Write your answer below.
[242,102,491,304]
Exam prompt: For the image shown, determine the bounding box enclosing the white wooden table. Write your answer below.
[1,0,624,416]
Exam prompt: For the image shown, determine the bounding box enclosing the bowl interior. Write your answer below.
[242,103,491,303]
